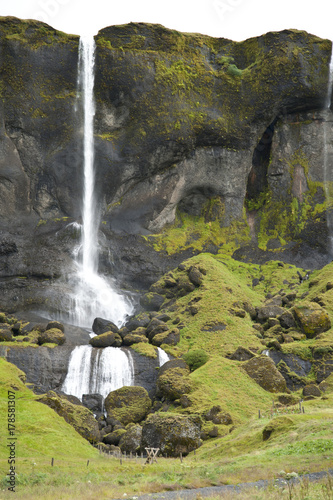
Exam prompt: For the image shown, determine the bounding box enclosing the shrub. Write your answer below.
[183,349,209,371]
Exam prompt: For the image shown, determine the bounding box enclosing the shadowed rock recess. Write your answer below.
[0,18,332,312]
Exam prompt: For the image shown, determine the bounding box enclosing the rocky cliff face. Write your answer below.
[0,17,332,313]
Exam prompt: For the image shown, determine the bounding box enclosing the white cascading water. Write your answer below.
[157,347,170,366]
[69,35,133,329]
[323,45,333,255]
[62,345,134,400]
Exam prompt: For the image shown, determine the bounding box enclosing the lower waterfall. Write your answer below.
[62,345,134,400]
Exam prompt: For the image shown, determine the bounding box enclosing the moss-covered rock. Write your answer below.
[262,416,294,441]
[293,302,331,338]
[38,328,65,346]
[103,428,127,446]
[141,413,201,456]
[151,328,180,347]
[243,355,287,393]
[122,333,148,346]
[0,327,13,342]
[157,366,192,400]
[104,386,152,425]
[119,424,142,453]
[37,390,100,444]
[89,331,122,347]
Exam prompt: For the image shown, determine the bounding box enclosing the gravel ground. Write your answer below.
[121,468,333,500]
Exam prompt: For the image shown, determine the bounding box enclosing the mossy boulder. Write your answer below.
[38,328,65,346]
[228,346,255,361]
[243,355,287,393]
[122,333,148,346]
[89,331,122,347]
[257,305,285,324]
[92,317,119,335]
[45,320,64,333]
[37,390,100,444]
[302,384,321,398]
[262,416,294,441]
[151,328,180,347]
[140,292,165,311]
[292,302,331,338]
[103,428,127,446]
[157,366,192,400]
[119,424,142,453]
[141,414,201,456]
[104,386,152,425]
[0,327,13,342]
[319,373,333,393]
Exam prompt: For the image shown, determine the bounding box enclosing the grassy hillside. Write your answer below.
[0,253,333,498]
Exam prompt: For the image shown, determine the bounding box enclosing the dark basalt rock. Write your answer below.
[92,317,119,335]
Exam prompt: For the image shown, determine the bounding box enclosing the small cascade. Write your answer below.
[157,347,171,366]
[62,345,135,400]
[262,349,270,357]
[323,45,333,255]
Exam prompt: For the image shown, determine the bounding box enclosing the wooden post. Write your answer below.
[259,409,261,419]
[51,458,54,466]
[180,452,183,463]
[87,460,89,467]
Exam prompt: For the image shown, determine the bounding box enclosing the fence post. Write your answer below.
[259,409,261,419]
[51,458,54,466]
[87,460,89,467]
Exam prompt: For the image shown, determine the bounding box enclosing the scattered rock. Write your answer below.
[122,333,149,346]
[302,384,321,398]
[293,302,331,338]
[46,320,64,333]
[0,327,13,342]
[188,266,204,286]
[228,347,255,361]
[257,305,285,324]
[151,328,180,347]
[243,355,287,393]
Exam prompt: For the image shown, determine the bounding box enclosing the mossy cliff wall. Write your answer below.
[0,17,332,311]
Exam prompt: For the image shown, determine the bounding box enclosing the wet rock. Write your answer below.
[141,414,201,456]
[38,328,65,346]
[92,317,119,335]
[46,320,64,333]
[140,292,165,311]
[82,393,103,414]
[122,333,148,346]
[89,331,122,348]
[103,428,126,445]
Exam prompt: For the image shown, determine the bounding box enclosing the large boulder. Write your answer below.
[242,355,287,393]
[151,328,180,347]
[92,318,119,335]
[89,331,122,347]
[141,414,201,456]
[37,390,100,443]
[292,302,331,338]
[157,366,191,400]
[104,386,152,425]
[38,328,66,346]
[119,424,142,454]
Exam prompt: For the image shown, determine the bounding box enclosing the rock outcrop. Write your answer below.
[0,18,332,312]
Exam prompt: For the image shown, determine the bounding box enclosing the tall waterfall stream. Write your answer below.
[60,36,169,401]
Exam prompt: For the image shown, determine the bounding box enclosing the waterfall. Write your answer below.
[67,36,133,329]
[157,347,171,366]
[323,45,333,255]
[62,345,135,400]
